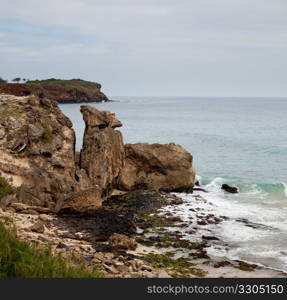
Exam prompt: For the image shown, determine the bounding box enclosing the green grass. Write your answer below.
[0,221,102,278]
[0,177,13,200]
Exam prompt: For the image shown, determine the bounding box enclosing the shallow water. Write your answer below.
[60,96,287,271]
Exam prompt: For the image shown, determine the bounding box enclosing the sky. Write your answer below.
[0,0,287,97]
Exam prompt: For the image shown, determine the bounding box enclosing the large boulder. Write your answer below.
[118,143,195,192]
[79,105,124,197]
[0,94,101,211]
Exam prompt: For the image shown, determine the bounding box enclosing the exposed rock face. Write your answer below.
[79,105,124,197]
[0,94,101,211]
[118,143,195,192]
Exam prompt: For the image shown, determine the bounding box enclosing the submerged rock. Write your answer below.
[118,143,195,192]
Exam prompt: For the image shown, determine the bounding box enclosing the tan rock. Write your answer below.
[10,202,29,211]
[55,187,102,213]
[38,214,53,221]
[29,220,45,233]
[79,105,124,197]
[118,143,196,192]
[104,264,119,275]
[0,95,76,208]
[0,95,101,212]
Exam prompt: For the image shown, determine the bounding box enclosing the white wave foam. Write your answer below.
[205,177,225,192]
[282,182,287,197]
[195,174,202,185]
[165,185,287,272]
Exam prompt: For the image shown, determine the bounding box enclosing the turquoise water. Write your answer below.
[60,97,287,271]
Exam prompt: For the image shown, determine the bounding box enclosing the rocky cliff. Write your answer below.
[0,94,101,212]
[0,79,108,103]
[0,94,195,213]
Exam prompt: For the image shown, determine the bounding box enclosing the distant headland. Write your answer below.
[0,78,109,103]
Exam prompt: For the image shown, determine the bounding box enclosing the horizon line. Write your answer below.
[109,95,287,99]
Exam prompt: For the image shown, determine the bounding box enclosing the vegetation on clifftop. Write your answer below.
[27,78,103,98]
[0,78,108,102]
[0,220,102,278]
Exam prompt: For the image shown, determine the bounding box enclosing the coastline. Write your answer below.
[0,93,286,278]
[1,190,285,278]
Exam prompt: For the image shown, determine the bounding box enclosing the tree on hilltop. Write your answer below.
[12,77,21,83]
[0,77,7,83]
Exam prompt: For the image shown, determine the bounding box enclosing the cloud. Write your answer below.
[0,0,287,96]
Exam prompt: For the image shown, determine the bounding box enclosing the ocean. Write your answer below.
[60,96,287,272]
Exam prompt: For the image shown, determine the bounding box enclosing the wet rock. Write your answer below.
[214,261,232,268]
[193,188,208,193]
[197,220,208,226]
[93,209,137,239]
[236,261,257,271]
[118,143,195,192]
[202,235,220,241]
[221,184,238,194]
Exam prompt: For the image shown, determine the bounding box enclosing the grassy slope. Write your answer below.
[0,220,102,278]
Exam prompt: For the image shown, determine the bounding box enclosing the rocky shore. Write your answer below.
[0,93,286,278]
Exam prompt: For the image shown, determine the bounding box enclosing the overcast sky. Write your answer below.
[1,0,287,97]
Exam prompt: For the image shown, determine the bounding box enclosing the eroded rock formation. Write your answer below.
[0,94,196,213]
[79,105,124,197]
[118,143,196,192]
